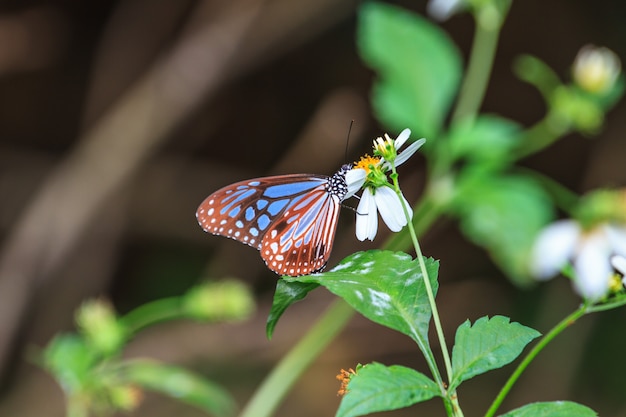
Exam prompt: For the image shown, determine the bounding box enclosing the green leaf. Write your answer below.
[357,2,462,138]
[336,363,440,417]
[287,251,439,356]
[446,115,521,165]
[499,401,597,417]
[451,171,554,285]
[124,360,236,417]
[450,316,540,390]
[266,280,319,339]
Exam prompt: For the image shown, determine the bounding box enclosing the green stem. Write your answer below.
[390,171,461,417]
[586,295,626,313]
[238,299,354,417]
[120,297,184,334]
[450,4,509,124]
[512,113,571,160]
[484,303,589,417]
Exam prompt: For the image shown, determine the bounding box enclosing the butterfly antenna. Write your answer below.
[344,120,354,162]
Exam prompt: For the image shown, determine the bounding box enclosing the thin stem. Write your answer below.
[390,170,461,417]
[586,295,626,313]
[120,297,184,334]
[512,112,570,160]
[484,303,589,417]
[450,4,508,124]
[238,299,354,417]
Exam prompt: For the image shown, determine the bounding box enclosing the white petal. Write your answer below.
[355,188,378,241]
[394,128,412,149]
[394,138,426,167]
[604,224,626,256]
[611,255,626,276]
[344,168,366,199]
[530,220,581,280]
[374,187,410,232]
[573,234,612,300]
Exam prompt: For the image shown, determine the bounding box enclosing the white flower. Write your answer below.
[380,128,425,169]
[345,129,424,198]
[356,186,413,241]
[345,129,424,241]
[345,168,366,200]
[572,44,621,94]
[531,220,626,300]
[427,0,466,21]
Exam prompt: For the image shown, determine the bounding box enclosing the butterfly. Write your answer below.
[196,164,352,276]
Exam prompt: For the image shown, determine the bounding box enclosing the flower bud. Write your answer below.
[372,134,397,162]
[110,384,143,411]
[573,44,621,95]
[576,189,626,227]
[182,280,254,322]
[76,299,127,355]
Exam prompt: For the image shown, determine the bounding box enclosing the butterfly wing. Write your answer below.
[196,174,341,276]
[259,182,342,276]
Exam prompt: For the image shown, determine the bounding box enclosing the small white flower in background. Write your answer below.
[427,0,466,21]
[572,44,621,94]
[531,220,626,300]
[345,129,425,242]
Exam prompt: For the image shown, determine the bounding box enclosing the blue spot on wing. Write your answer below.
[268,199,289,215]
[263,180,325,198]
[257,214,271,230]
[245,207,255,221]
[228,206,241,217]
[256,200,268,210]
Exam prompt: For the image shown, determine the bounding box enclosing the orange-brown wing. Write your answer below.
[259,187,342,276]
[196,174,331,261]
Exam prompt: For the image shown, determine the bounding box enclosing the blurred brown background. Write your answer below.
[0,0,625,416]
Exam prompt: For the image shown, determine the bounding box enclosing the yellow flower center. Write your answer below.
[608,273,623,293]
[354,155,381,174]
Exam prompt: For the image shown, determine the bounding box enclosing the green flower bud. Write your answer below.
[182,280,254,322]
[76,299,127,356]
